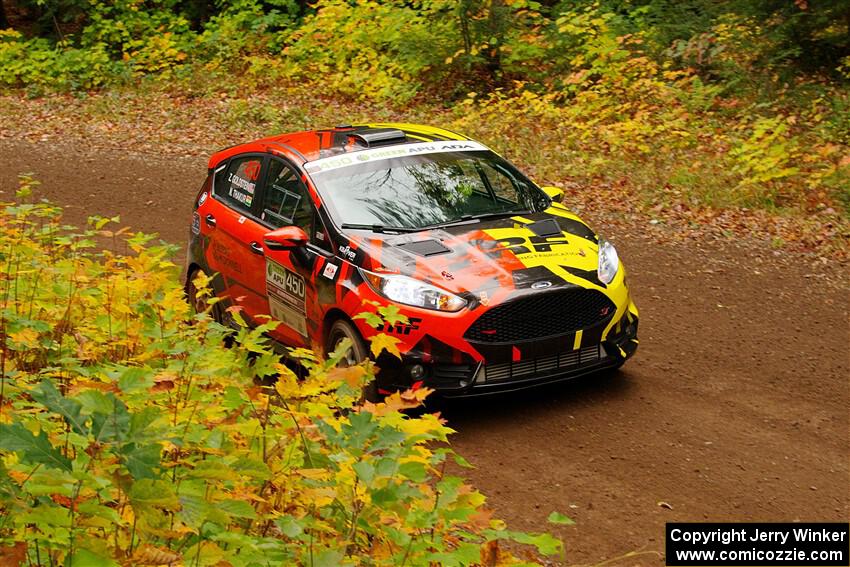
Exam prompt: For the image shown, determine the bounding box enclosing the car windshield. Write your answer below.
[307,150,549,230]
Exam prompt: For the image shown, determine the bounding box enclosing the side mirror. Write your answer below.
[264,226,308,251]
[540,186,565,201]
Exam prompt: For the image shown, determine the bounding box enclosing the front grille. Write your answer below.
[465,288,616,343]
[483,345,601,383]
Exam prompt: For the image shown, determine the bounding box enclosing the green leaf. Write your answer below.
[24,469,75,497]
[547,511,575,525]
[370,485,401,507]
[352,460,375,484]
[275,516,304,538]
[67,548,119,567]
[129,479,179,512]
[353,310,382,327]
[452,453,474,469]
[178,492,209,529]
[76,500,123,524]
[313,549,344,567]
[398,461,428,483]
[116,366,154,393]
[510,531,564,556]
[74,390,113,415]
[186,460,238,481]
[232,458,270,480]
[129,406,161,440]
[31,379,87,435]
[89,393,130,444]
[377,303,407,326]
[0,423,71,471]
[120,442,161,480]
[217,499,256,519]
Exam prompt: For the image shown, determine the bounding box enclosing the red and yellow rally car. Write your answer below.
[185,123,639,396]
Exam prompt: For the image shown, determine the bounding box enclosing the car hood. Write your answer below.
[345,206,606,301]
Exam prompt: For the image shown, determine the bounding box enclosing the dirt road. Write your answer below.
[2,141,847,565]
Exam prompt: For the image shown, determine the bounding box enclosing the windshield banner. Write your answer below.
[303,141,489,174]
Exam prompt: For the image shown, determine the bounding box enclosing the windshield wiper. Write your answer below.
[421,210,531,230]
[340,223,422,234]
[342,211,531,234]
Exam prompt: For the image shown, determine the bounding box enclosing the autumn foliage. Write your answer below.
[1,0,848,238]
[0,178,565,565]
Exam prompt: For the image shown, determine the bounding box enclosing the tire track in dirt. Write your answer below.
[2,140,847,565]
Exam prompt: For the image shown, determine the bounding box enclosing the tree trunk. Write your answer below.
[484,0,505,77]
[0,1,9,30]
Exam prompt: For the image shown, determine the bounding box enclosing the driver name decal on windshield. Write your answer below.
[266,260,307,337]
[303,141,489,174]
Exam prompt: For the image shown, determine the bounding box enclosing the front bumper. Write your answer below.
[376,315,639,398]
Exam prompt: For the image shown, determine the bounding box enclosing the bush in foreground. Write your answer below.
[0,181,565,565]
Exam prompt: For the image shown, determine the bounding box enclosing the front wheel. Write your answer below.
[326,319,377,401]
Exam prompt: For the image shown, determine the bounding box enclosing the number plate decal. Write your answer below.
[266,260,307,337]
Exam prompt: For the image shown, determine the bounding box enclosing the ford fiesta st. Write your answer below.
[185,123,639,396]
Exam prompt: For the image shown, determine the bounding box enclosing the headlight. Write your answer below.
[361,269,467,312]
[597,237,619,285]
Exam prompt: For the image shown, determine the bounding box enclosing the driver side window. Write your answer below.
[262,159,313,234]
[261,158,333,252]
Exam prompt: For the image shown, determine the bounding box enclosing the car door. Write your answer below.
[256,157,330,348]
[202,154,269,321]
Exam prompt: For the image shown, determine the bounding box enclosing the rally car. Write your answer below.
[185,123,639,396]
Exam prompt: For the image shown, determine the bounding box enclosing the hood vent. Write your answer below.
[525,218,562,237]
[395,239,451,257]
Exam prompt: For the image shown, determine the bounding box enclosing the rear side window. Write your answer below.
[214,156,263,212]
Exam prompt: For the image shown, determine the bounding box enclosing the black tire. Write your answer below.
[326,319,378,401]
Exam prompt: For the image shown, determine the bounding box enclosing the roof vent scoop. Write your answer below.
[350,128,406,148]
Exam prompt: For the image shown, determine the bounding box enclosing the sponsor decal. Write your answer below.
[376,317,422,336]
[266,260,307,337]
[494,234,588,259]
[191,212,201,235]
[441,270,454,280]
[225,159,260,207]
[227,173,256,207]
[304,141,489,174]
[243,160,262,181]
[531,280,552,289]
[210,241,241,274]
[198,191,208,206]
[479,291,490,306]
[338,244,357,262]
[238,215,247,224]
[322,262,339,280]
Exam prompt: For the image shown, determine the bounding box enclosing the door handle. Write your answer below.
[249,241,264,255]
[204,214,217,227]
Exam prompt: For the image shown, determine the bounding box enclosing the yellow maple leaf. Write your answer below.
[327,365,366,388]
[369,334,401,359]
[130,544,182,565]
[8,328,39,347]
